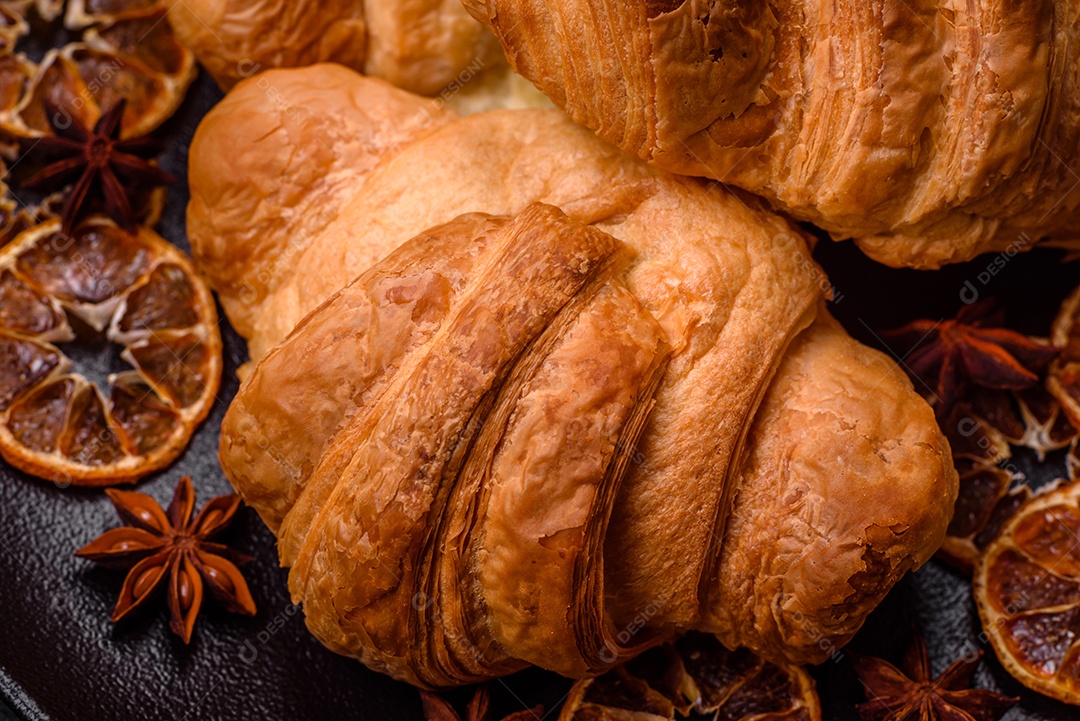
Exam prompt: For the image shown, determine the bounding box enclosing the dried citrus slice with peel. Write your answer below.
[0,194,31,248]
[1,46,96,136]
[1014,387,1078,458]
[0,6,195,139]
[967,389,1028,445]
[965,387,1077,459]
[86,12,192,82]
[0,188,59,248]
[1050,285,1080,431]
[0,3,28,53]
[65,0,161,29]
[0,194,16,246]
[558,633,821,721]
[0,217,220,485]
[674,635,820,720]
[560,666,675,721]
[975,477,1080,705]
[939,402,1012,467]
[0,53,32,114]
[937,382,1078,574]
[939,462,1030,574]
[82,8,195,117]
[34,0,63,21]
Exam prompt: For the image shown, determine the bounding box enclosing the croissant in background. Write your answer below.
[187,66,957,687]
[168,0,505,96]
[464,0,1080,269]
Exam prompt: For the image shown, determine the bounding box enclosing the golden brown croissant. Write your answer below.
[463,0,1080,268]
[187,66,956,687]
[168,0,506,95]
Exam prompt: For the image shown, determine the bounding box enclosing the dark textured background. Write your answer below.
[0,70,1078,721]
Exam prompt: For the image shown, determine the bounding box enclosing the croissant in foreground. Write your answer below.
[464,0,1080,269]
[188,66,957,687]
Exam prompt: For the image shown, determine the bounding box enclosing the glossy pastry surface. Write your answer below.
[189,66,957,687]
[464,0,1080,268]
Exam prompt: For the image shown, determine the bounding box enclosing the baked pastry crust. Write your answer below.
[190,66,957,686]
[464,0,1080,268]
[186,64,457,348]
[169,0,505,95]
[707,310,955,662]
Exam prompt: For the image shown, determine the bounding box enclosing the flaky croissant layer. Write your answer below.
[221,201,954,688]
[465,0,1080,268]
[191,66,957,688]
[168,0,505,95]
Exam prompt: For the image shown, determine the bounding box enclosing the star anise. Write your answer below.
[883,300,1058,416]
[76,476,256,643]
[421,685,542,721]
[855,634,1017,721]
[17,99,175,233]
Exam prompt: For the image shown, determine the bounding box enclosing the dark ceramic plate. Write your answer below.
[0,72,1078,721]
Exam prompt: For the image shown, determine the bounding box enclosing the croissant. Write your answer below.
[187,66,957,687]
[168,0,506,96]
[462,0,1080,269]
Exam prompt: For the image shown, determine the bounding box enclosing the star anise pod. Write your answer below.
[855,633,1017,721]
[17,99,175,234]
[76,476,256,643]
[883,300,1058,416]
[421,685,542,721]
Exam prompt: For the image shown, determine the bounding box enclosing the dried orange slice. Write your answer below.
[939,461,1030,574]
[0,166,58,248]
[0,194,41,247]
[558,634,821,721]
[34,0,63,21]
[0,52,32,114]
[938,402,1012,467]
[0,217,220,485]
[1014,387,1078,457]
[0,3,28,53]
[937,384,1079,573]
[974,477,1080,705]
[965,387,1077,459]
[0,5,195,139]
[559,667,675,721]
[1050,285,1080,431]
[65,0,160,29]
